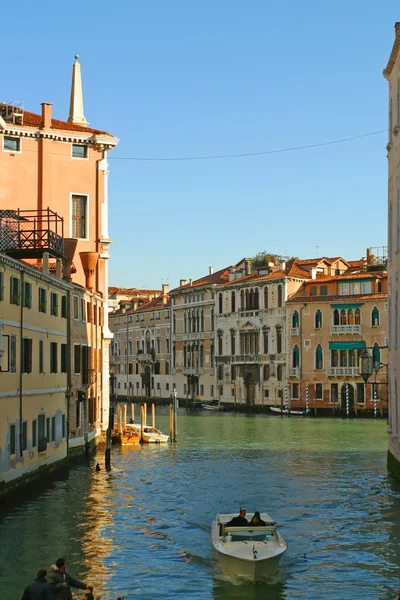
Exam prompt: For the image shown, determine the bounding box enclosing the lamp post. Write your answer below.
[359,346,388,418]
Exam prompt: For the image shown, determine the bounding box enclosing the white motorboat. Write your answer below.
[125,423,169,443]
[269,406,305,416]
[201,402,223,411]
[211,513,287,580]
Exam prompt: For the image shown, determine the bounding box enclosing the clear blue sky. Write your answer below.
[2,1,398,289]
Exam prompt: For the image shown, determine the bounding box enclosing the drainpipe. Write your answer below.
[66,290,72,457]
[299,303,307,413]
[19,270,24,457]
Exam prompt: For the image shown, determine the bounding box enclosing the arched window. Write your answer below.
[277,364,283,381]
[263,364,270,380]
[372,307,380,327]
[348,309,354,325]
[210,343,214,367]
[218,330,223,355]
[231,330,236,356]
[292,311,299,328]
[340,309,347,325]
[231,291,236,313]
[249,289,254,309]
[200,345,204,367]
[277,285,283,307]
[355,308,361,324]
[218,293,223,314]
[211,308,214,331]
[373,343,381,370]
[292,345,300,368]
[339,350,347,367]
[183,344,187,367]
[201,309,204,332]
[276,326,282,354]
[349,349,356,367]
[315,309,322,329]
[264,287,269,309]
[331,349,338,367]
[245,289,249,310]
[240,290,244,311]
[263,328,269,354]
[333,309,339,325]
[254,288,259,309]
[173,313,176,334]
[218,365,223,380]
[315,344,323,369]
[173,343,176,367]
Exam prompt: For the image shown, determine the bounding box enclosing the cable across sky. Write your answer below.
[109,128,388,162]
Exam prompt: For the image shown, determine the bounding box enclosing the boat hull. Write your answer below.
[216,549,283,579]
[269,406,305,416]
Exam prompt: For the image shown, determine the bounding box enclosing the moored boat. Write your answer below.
[269,406,305,416]
[112,426,140,446]
[211,512,287,580]
[125,423,169,443]
[201,402,223,411]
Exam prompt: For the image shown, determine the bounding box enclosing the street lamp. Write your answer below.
[359,347,373,384]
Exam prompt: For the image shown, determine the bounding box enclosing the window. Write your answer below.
[9,424,16,455]
[292,345,300,368]
[50,342,58,373]
[10,276,20,305]
[62,415,66,439]
[292,383,299,399]
[292,311,299,328]
[32,420,37,448]
[23,281,32,308]
[310,286,317,296]
[276,326,282,354]
[218,330,223,355]
[80,298,86,321]
[4,136,20,152]
[82,346,89,384]
[39,340,44,373]
[320,286,327,296]
[22,338,32,373]
[230,330,236,355]
[61,344,68,373]
[22,421,27,451]
[0,271,3,300]
[372,307,380,327]
[357,383,365,404]
[315,383,323,400]
[264,287,269,309]
[10,335,16,373]
[373,344,381,371]
[72,144,88,158]
[73,296,79,319]
[263,364,270,380]
[277,285,283,307]
[231,365,236,380]
[277,364,283,381]
[51,416,56,442]
[263,328,269,354]
[51,292,58,316]
[74,345,81,374]
[61,295,67,318]
[71,194,88,238]
[231,291,236,313]
[200,384,204,396]
[331,383,338,404]
[218,293,223,314]
[315,345,323,370]
[211,385,214,397]
[39,288,47,313]
[315,309,322,329]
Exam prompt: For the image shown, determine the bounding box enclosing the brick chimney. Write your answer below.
[162,284,169,305]
[180,279,187,287]
[41,103,52,128]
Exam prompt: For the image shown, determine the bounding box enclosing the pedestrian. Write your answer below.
[95,463,101,472]
[226,508,248,527]
[21,569,52,600]
[47,558,93,600]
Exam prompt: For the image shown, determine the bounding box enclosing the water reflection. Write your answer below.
[1,412,400,599]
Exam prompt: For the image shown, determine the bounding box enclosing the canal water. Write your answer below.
[1,411,400,600]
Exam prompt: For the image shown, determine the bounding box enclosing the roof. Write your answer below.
[110,294,171,315]
[305,272,386,284]
[287,293,388,304]
[216,259,311,288]
[347,259,367,268]
[108,287,162,296]
[383,23,400,77]
[27,260,77,273]
[171,265,231,292]
[1,104,111,136]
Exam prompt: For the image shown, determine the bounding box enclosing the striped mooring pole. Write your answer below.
[305,383,309,415]
[373,383,377,418]
[285,385,289,413]
[346,383,349,417]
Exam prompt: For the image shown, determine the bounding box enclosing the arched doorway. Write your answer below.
[245,372,256,406]
[341,383,355,413]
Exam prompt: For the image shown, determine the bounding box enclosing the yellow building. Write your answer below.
[0,253,71,492]
[384,22,400,476]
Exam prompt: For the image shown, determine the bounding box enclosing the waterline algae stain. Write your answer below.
[1,411,400,600]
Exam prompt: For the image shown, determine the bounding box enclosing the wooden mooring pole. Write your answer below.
[152,403,155,429]
[173,388,178,442]
[140,403,144,443]
[169,402,174,441]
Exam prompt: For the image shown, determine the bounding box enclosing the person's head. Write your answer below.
[251,514,260,524]
[83,593,94,600]
[37,569,47,580]
[255,511,261,518]
[55,558,67,572]
[239,509,246,519]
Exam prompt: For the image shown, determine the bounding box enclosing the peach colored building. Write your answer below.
[0,56,118,442]
[384,23,400,477]
[287,253,388,415]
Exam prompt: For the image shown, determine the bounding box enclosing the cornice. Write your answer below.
[383,25,400,79]
[0,126,119,149]
[0,253,73,290]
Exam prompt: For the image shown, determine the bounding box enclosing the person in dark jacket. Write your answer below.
[21,569,53,600]
[226,509,248,527]
[47,558,93,600]
[249,511,266,526]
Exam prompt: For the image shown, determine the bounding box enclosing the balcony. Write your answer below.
[137,353,153,362]
[0,208,64,259]
[231,354,261,363]
[327,367,360,377]
[289,367,300,378]
[291,327,300,336]
[330,325,362,335]
[182,366,204,375]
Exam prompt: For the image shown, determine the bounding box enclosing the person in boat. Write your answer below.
[249,511,266,526]
[82,593,95,600]
[226,509,248,526]
[47,558,93,599]
[21,569,53,600]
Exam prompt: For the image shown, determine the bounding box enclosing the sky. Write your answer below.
[2,1,398,290]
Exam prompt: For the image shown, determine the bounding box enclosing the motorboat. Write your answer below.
[211,512,287,580]
[111,426,140,446]
[269,406,305,416]
[201,402,223,411]
[125,423,169,443]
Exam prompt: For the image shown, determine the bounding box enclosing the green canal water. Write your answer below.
[1,411,400,600]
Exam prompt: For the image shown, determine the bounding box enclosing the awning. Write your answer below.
[329,341,365,350]
[330,303,362,309]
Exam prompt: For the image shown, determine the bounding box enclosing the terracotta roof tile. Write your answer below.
[287,293,388,303]
[171,266,231,292]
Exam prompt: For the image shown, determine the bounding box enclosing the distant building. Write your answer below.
[384,22,400,476]
[108,287,162,312]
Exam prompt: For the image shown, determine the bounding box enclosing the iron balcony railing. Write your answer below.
[0,208,64,259]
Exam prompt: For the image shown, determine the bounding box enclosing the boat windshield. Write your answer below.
[223,527,277,543]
